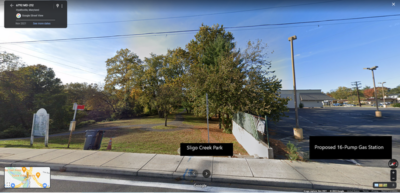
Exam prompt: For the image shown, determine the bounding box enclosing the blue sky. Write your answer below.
[0,0,399,93]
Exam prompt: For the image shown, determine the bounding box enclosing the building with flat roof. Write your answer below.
[279,89,335,108]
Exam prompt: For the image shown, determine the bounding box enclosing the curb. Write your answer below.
[211,174,313,189]
[0,160,393,191]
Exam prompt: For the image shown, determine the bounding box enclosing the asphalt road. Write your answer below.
[0,171,302,192]
[271,107,400,167]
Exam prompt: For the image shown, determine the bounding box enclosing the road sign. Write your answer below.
[77,105,85,110]
[72,103,84,110]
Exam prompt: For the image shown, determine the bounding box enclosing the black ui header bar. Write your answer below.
[4,1,67,28]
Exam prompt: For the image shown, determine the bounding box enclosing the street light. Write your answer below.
[363,66,381,117]
[378,82,386,108]
[288,35,303,140]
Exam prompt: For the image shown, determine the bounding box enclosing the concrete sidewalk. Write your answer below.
[0,148,396,191]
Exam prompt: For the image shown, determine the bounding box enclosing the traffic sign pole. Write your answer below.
[68,103,78,148]
[206,93,209,143]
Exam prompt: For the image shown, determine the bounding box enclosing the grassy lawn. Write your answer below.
[0,127,199,154]
[181,113,219,127]
[151,125,177,130]
[180,112,248,155]
[74,114,178,132]
[0,111,249,156]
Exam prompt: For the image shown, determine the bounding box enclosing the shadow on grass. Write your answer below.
[181,113,219,126]
[2,144,33,148]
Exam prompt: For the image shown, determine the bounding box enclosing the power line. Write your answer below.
[1,46,107,77]
[1,13,400,45]
[2,44,103,71]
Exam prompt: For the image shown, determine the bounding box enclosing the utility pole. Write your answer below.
[351,81,362,107]
[378,82,386,108]
[288,35,302,140]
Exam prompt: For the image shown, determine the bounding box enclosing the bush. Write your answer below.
[285,141,300,161]
[0,126,29,139]
[299,103,304,108]
[111,113,119,120]
[393,103,400,108]
[106,118,115,121]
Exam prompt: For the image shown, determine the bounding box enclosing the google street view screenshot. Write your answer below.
[0,0,399,192]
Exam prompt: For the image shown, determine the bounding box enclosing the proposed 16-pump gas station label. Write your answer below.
[4,1,67,28]
[309,136,392,159]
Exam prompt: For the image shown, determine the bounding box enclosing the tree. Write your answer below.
[0,52,25,72]
[388,85,400,94]
[330,87,352,100]
[0,64,70,137]
[139,53,165,117]
[185,24,289,133]
[375,87,388,99]
[363,88,375,98]
[347,95,359,104]
[104,49,143,118]
[363,87,388,99]
[186,24,237,129]
[155,84,182,126]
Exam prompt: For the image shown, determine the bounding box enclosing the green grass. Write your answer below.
[151,125,177,130]
[181,113,219,127]
[0,126,204,154]
[0,109,248,155]
[73,113,179,132]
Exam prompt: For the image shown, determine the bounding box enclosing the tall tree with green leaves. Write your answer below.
[139,53,165,117]
[186,24,238,130]
[185,24,289,133]
[0,64,70,137]
[105,49,143,118]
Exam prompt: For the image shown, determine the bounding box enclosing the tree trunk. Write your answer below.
[185,108,188,114]
[227,113,230,126]
[218,111,221,129]
[164,111,168,126]
[158,110,164,118]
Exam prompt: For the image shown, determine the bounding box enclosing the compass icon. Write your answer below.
[388,159,398,168]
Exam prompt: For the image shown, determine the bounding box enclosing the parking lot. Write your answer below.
[271,107,400,168]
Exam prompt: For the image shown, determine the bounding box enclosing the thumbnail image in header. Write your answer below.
[4,167,50,188]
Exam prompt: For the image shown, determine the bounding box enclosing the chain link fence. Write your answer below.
[232,112,269,142]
